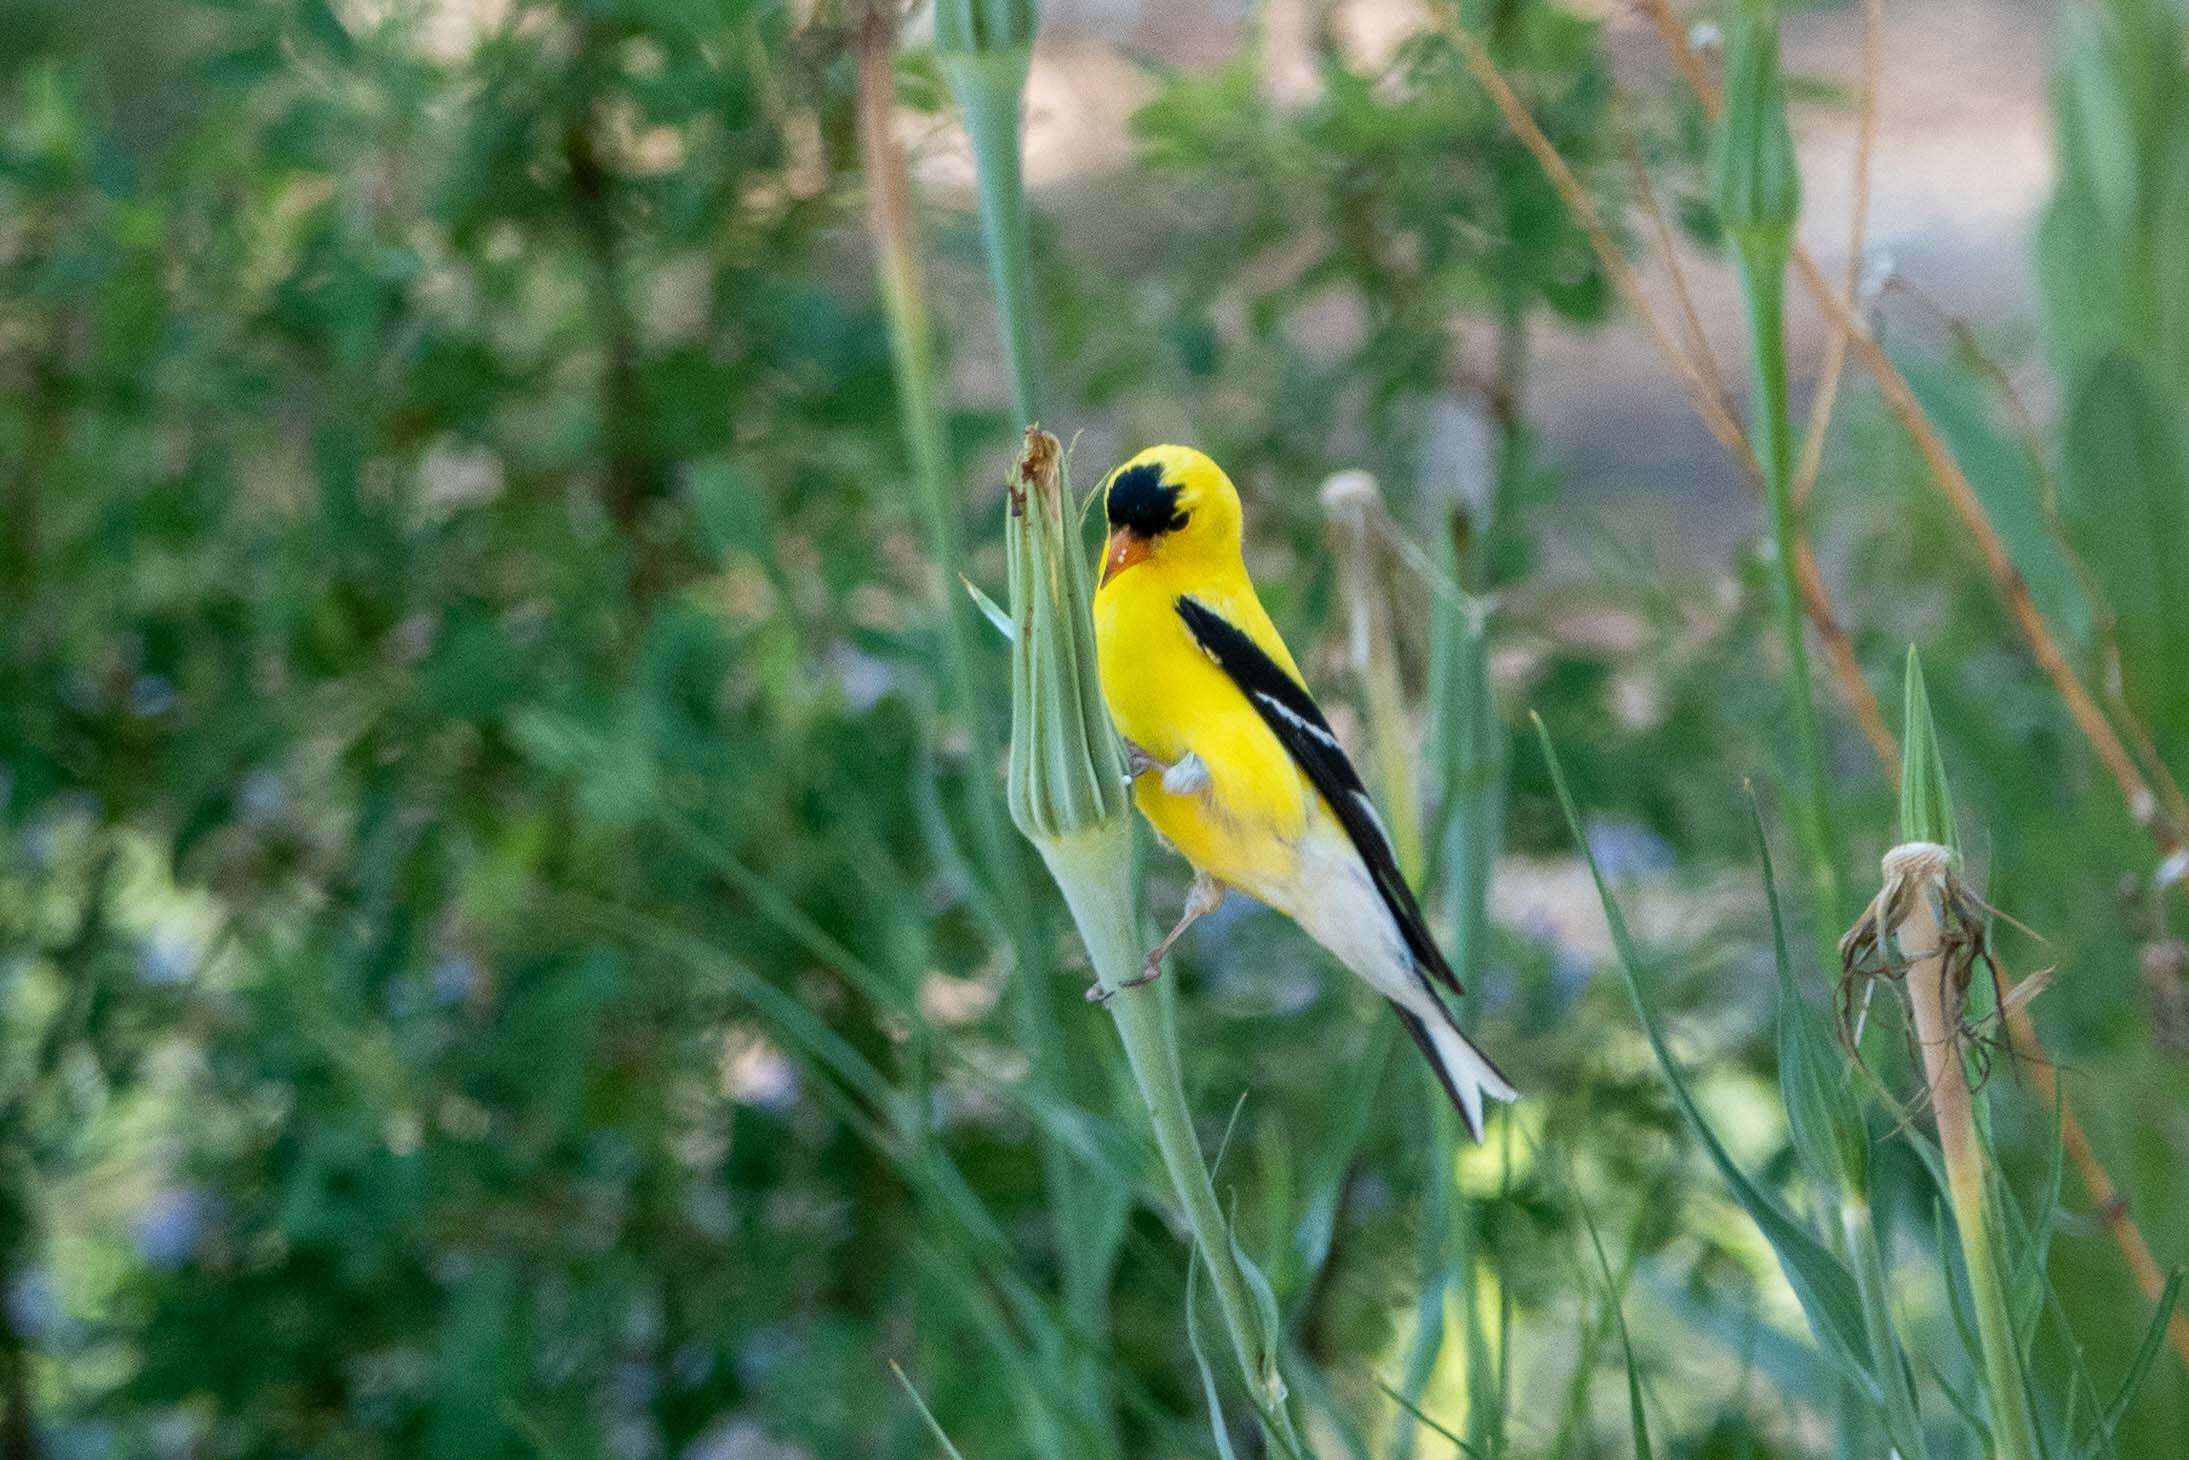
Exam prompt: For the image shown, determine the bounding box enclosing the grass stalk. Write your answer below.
[1324,472,1425,878]
[1426,486,1511,1460]
[1789,0,1883,510]
[1892,846,2039,1460]
[1841,1198,1930,1459]
[1733,237,1849,928]
[1717,0,1848,930]
[1005,430,1304,1455]
[851,7,1103,1414]
[1443,10,1898,773]
[935,0,1043,425]
[1052,829,1304,1452]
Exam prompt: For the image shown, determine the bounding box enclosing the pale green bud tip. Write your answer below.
[1006,427,1131,844]
[933,0,1037,55]
[1712,3,1800,245]
[1898,647,1956,848]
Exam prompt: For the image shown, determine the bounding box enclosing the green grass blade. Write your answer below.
[1899,648,1958,849]
[1390,1085,1457,1460]
[1923,1348,1994,1449]
[2002,1093,2069,1353]
[2092,1270,2184,1449]
[1750,789,1869,1199]
[891,1360,971,1460]
[1532,715,1877,1396]
[1186,1248,1243,1460]
[1574,1185,1656,1460]
[1377,1378,1488,1460]
[962,573,1016,641]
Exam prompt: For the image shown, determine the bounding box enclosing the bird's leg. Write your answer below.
[1121,737,1167,780]
[1087,871,1225,1004]
[1120,738,1212,799]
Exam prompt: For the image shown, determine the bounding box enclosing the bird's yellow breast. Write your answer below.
[1093,559,1315,902]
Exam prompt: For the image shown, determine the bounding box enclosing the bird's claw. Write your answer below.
[1121,738,1166,781]
[1085,960,1165,1006]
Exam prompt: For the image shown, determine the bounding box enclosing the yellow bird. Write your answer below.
[1090,445,1517,1140]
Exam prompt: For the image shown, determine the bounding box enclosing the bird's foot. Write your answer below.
[1121,738,1166,781]
[1085,959,1165,1006]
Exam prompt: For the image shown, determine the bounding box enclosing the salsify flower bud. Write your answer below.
[932,0,1036,54]
[1713,0,1801,255]
[1005,427,1129,844]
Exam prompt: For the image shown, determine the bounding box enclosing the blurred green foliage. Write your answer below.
[0,0,2185,1457]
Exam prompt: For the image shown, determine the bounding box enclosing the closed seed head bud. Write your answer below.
[1712,0,1801,249]
[932,0,1036,55]
[1006,428,1130,843]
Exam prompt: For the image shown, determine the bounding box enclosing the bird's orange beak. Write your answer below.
[1100,529,1152,587]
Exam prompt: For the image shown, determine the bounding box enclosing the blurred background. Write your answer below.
[3,0,2186,1455]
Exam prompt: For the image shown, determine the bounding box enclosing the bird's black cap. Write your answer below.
[1105,461,1188,537]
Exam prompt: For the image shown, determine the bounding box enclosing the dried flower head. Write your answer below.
[1839,840,2055,1103]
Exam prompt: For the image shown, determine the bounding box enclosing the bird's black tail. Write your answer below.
[1393,1003,1518,1143]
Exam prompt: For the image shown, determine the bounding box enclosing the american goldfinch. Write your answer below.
[1090,445,1517,1140]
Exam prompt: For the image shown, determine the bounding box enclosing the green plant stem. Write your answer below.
[1329,477,1424,880]
[1899,881,2038,1460]
[1733,239,1848,936]
[943,50,1043,426]
[853,3,1095,1381]
[1841,1198,1930,1459]
[1041,827,1306,1454]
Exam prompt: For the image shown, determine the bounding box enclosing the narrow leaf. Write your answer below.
[1753,790,1869,1197]
[1533,716,1877,1394]
[1575,1186,1656,1460]
[1185,1250,1243,1460]
[963,574,1016,640]
[890,1361,970,1460]
[1377,1379,1488,1460]
[1899,648,1957,848]
[2094,1271,2184,1446]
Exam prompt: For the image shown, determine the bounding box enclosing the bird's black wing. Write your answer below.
[1175,595,1464,997]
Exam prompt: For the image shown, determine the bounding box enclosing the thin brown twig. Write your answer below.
[1793,244,2188,848]
[1449,21,1900,772]
[1614,103,1731,422]
[1643,0,2188,851]
[1633,0,2189,1370]
[1790,0,1883,510]
[1883,277,2189,836]
[1640,0,1720,111]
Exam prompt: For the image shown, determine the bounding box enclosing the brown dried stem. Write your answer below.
[1789,0,1882,510]
[1793,244,2187,851]
[1448,21,1900,772]
[1616,106,1732,423]
[1884,277,2189,837]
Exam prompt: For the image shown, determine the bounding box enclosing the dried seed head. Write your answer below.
[1837,841,2010,1089]
[2142,938,2189,1057]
